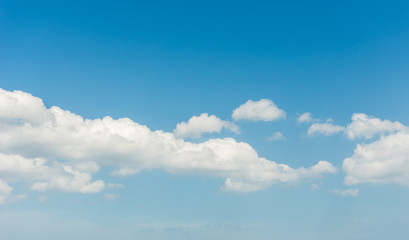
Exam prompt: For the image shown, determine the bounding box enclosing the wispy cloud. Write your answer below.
[334,188,359,197]
[267,132,285,141]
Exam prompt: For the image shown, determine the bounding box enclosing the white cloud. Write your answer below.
[307,113,409,188]
[0,89,51,124]
[297,112,319,124]
[0,153,105,193]
[334,188,359,197]
[307,122,345,136]
[221,160,336,192]
[174,113,239,139]
[343,131,409,186]
[345,113,406,140]
[232,99,286,122]
[0,89,336,194]
[267,132,285,141]
[305,113,409,188]
[306,113,406,139]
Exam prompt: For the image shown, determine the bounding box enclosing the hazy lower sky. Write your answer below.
[1,1,409,239]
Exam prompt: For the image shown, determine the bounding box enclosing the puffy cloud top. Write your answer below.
[0,89,335,197]
[174,113,239,139]
[346,113,406,140]
[232,99,286,122]
[297,112,318,124]
[343,131,409,186]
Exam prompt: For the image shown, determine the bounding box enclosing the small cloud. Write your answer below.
[267,132,285,141]
[174,113,239,139]
[232,99,286,122]
[297,112,319,124]
[334,188,359,197]
[105,193,120,201]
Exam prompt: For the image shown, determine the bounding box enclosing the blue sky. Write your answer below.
[1,1,409,239]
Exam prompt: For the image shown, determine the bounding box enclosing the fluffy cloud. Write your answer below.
[345,113,406,140]
[174,113,239,139]
[0,89,336,195]
[343,131,409,186]
[306,112,409,187]
[297,112,319,124]
[0,88,51,124]
[307,113,406,139]
[232,99,286,122]
[0,153,105,193]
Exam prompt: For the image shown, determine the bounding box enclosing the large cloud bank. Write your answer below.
[0,89,336,199]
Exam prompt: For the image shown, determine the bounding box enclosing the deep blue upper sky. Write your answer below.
[2,1,409,123]
[1,1,409,240]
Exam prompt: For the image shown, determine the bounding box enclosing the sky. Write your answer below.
[1,1,409,239]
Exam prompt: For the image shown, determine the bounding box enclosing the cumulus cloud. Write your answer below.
[0,153,105,193]
[0,89,51,124]
[297,112,319,124]
[333,188,359,197]
[307,113,406,139]
[174,113,239,139]
[345,113,406,140]
[222,160,337,192]
[305,112,409,188]
[232,99,286,122]
[343,131,409,186]
[0,89,336,195]
[267,132,285,141]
